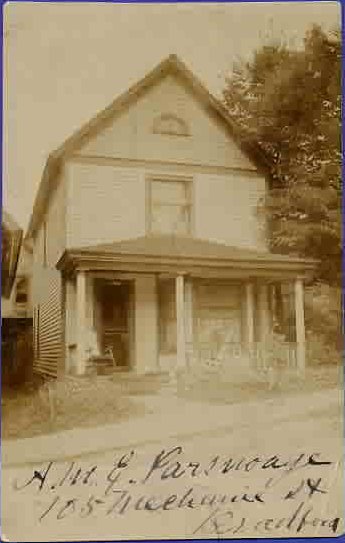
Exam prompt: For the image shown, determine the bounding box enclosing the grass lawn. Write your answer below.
[2,364,342,440]
[177,363,343,404]
[1,373,164,440]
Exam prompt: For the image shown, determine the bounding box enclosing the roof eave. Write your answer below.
[56,249,317,281]
[25,154,62,240]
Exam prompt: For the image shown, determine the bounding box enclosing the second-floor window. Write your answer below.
[149,178,192,235]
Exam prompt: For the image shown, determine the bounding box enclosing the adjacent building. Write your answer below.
[2,211,33,384]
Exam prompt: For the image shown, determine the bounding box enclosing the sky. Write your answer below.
[3,1,341,230]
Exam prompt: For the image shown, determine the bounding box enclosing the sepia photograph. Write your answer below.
[1,1,343,541]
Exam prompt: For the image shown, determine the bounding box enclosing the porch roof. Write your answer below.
[57,235,317,280]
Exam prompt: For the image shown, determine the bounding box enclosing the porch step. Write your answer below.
[86,356,116,376]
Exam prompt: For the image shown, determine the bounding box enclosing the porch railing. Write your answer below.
[185,340,299,376]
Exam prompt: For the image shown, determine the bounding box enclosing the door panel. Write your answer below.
[99,283,130,368]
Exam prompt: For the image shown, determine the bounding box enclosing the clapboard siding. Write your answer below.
[194,172,267,250]
[68,72,266,252]
[33,267,63,379]
[66,162,146,248]
[65,162,266,251]
[79,74,255,171]
[32,171,66,378]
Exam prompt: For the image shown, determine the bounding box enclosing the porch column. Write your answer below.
[294,278,306,375]
[176,274,186,369]
[257,283,270,342]
[135,276,159,374]
[76,270,87,375]
[62,277,70,375]
[269,284,277,327]
[244,282,255,347]
[59,277,67,377]
[184,278,193,364]
[257,283,271,371]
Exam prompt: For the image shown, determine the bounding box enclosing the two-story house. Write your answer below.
[25,55,315,380]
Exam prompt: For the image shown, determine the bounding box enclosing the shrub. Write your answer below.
[305,285,343,350]
[306,331,342,366]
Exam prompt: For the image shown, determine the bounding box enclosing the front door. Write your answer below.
[99,281,131,368]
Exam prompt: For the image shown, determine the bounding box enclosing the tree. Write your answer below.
[223,25,341,285]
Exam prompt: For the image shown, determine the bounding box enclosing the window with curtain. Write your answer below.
[150,178,191,235]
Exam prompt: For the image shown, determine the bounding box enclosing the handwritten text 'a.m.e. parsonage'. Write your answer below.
[13,446,341,537]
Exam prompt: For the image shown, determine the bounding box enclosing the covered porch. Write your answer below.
[57,235,316,379]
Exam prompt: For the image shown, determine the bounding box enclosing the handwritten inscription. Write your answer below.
[13,447,341,537]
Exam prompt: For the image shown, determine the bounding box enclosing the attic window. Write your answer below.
[152,113,190,137]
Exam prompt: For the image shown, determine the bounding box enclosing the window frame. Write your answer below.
[146,174,194,236]
[152,113,190,137]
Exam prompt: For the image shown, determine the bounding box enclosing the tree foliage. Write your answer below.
[223,25,341,285]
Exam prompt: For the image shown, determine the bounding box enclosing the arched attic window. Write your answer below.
[152,113,190,137]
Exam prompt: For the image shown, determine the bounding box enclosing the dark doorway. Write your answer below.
[1,319,33,387]
[98,281,131,368]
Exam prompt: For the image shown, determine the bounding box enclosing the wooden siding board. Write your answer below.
[31,173,66,378]
[79,74,255,171]
[66,163,145,248]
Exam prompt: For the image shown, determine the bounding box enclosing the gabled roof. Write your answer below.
[26,54,271,240]
[57,234,316,279]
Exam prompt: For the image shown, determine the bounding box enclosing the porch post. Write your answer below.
[294,278,306,375]
[257,283,271,371]
[245,282,255,347]
[184,278,193,364]
[269,284,277,326]
[176,274,186,369]
[76,270,87,375]
[257,283,270,342]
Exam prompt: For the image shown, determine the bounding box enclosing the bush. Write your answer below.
[305,285,342,350]
[39,375,136,425]
[306,331,342,366]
